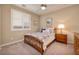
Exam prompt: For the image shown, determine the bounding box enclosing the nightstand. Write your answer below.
[55,34,67,44]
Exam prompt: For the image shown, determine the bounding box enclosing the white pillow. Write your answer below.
[46,28,54,33]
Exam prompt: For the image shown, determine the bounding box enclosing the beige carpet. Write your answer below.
[0,41,74,55]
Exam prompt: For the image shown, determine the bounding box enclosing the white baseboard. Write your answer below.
[0,39,23,48]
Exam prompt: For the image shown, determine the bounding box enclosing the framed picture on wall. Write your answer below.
[46,18,53,27]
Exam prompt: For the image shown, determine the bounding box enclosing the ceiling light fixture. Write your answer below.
[41,4,47,10]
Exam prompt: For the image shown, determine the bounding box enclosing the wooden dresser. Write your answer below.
[74,33,79,54]
[55,34,67,44]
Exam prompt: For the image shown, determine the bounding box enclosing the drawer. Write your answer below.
[56,36,66,40]
[57,38,66,42]
[56,35,67,39]
[55,34,67,44]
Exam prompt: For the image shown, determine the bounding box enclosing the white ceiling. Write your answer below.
[15,4,73,15]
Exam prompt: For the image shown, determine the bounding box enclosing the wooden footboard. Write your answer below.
[24,35,44,54]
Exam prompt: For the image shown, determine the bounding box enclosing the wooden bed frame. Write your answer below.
[24,35,55,54]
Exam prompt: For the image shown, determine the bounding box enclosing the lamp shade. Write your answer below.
[58,24,65,29]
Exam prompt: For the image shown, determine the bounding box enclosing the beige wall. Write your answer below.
[1,4,79,45]
[0,6,1,44]
[1,5,40,45]
[40,5,79,44]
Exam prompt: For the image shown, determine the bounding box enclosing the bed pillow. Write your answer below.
[45,28,54,33]
[42,28,54,36]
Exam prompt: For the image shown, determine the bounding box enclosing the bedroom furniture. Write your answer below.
[55,34,67,44]
[24,35,44,54]
[74,32,79,55]
[24,28,55,54]
[24,35,55,54]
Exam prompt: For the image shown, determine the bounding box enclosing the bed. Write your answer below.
[24,28,55,54]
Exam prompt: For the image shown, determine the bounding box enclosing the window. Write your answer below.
[11,9,31,31]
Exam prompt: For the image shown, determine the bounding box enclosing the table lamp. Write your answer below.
[58,24,65,34]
